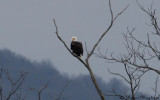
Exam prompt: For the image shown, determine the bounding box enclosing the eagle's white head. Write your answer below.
[71,36,77,41]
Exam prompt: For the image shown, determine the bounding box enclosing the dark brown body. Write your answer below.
[71,41,83,57]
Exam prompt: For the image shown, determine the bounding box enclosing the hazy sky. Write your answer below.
[0,0,159,95]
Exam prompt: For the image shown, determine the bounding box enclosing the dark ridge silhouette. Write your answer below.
[0,49,147,100]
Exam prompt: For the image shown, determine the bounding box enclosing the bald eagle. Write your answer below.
[71,37,83,57]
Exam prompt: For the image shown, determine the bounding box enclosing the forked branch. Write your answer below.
[53,0,128,100]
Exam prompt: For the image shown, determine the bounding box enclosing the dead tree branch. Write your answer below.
[105,88,128,100]
[5,71,28,100]
[153,75,160,99]
[53,0,128,100]
[136,0,160,36]
[97,27,160,75]
[54,81,69,100]
[29,82,49,100]
[107,63,147,100]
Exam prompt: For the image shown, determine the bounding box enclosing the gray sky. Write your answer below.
[0,0,159,95]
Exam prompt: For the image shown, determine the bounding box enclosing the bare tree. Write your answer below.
[52,81,69,100]
[15,86,26,100]
[0,68,28,100]
[29,82,49,100]
[107,64,148,100]
[153,75,160,100]
[0,67,70,100]
[95,0,160,99]
[53,0,128,100]
[5,71,28,100]
[96,47,148,100]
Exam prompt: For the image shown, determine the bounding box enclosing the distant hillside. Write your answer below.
[0,49,147,100]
